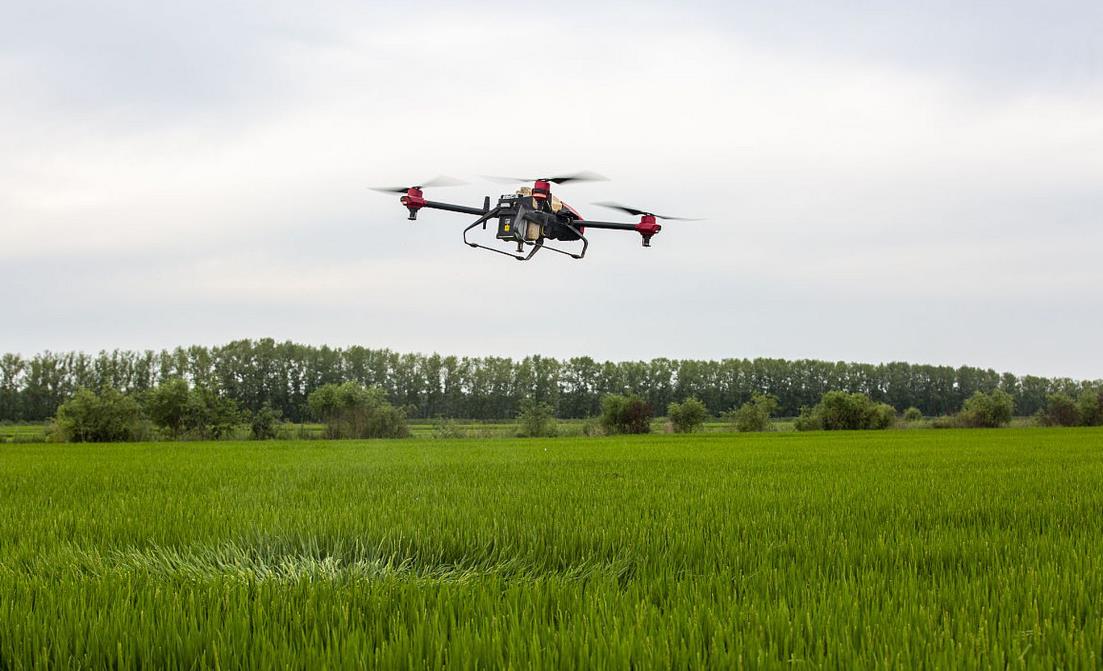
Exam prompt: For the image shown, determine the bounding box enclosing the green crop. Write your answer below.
[1,429,1101,668]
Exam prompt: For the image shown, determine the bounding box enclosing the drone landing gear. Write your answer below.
[462,212,588,261]
[462,207,527,260]
[532,221,588,260]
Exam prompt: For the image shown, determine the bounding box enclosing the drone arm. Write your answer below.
[400,188,490,220]
[421,200,488,216]
[573,220,636,231]
[574,218,662,247]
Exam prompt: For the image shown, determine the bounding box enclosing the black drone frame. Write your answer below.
[397,189,660,262]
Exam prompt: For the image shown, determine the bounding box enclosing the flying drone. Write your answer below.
[371,172,698,261]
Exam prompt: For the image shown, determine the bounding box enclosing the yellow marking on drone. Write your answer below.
[504,224,510,231]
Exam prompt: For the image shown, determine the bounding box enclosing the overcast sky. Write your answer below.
[2,1,1101,378]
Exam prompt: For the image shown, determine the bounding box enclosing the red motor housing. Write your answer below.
[634,214,661,247]
[400,187,427,220]
[532,179,551,201]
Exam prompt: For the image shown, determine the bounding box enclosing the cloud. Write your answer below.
[1,1,1102,378]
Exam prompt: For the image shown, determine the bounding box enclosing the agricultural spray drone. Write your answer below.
[371,172,699,261]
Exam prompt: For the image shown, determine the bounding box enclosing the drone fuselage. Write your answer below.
[494,192,584,245]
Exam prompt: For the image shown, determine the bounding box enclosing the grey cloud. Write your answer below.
[2,0,1102,379]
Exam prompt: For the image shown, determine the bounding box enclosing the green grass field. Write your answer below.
[2,429,1102,668]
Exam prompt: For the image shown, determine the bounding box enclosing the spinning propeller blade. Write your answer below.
[370,175,467,193]
[593,201,702,221]
[481,171,609,185]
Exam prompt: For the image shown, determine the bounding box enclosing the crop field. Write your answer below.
[2,430,1102,668]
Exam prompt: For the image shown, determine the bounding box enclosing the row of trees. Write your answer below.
[47,382,1098,442]
[3,339,1100,423]
[52,380,411,442]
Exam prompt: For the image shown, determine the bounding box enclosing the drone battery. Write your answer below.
[495,193,521,240]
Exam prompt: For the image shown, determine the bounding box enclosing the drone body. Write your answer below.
[374,173,693,261]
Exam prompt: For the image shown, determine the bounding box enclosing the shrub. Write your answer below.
[868,403,897,430]
[1077,388,1103,426]
[725,394,779,432]
[581,419,603,437]
[668,397,708,433]
[600,394,653,435]
[903,407,923,422]
[431,417,466,440]
[145,378,190,438]
[54,387,147,442]
[517,398,557,437]
[250,404,282,440]
[1038,393,1080,427]
[144,379,242,440]
[186,388,243,440]
[795,392,896,431]
[956,390,1014,428]
[931,415,960,429]
[308,382,409,439]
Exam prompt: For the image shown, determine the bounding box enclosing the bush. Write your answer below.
[1038,393,1080,427]
[431,417,466,440]
[956,390,1014,428]
[868,403,897,430]
[308,382,409,439]
[581,419,603,437]
[186,388,243,439]
[903,407,923,422]
[1077,389,1103,426]
[517,398,557,437]
[146,378,190,438]
[668,397,708,433]
[144,379,242,440]
[250,404,282,440]
[54,387,147,442]
[795,392,896,431]
[931,415,960,429]
[600,394,653,435]
[725,394,778,432]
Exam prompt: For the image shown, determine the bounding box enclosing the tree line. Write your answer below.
[1,339,1099,423]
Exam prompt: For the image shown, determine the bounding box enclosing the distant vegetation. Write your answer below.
[600,394,653,435]
[2,340,1102,426]
[795,391,896,431]
[724,393,779,432]
[1038,389,1103,427]
[307,382,409,439]
[516,398,557,438]
[667,397,708,433]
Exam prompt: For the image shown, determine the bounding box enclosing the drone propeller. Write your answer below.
[370,175,467,193]
[481,171,609,185]
[594,201,702,221]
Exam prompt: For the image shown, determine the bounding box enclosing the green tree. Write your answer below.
[308,382,409,439]
[146,378,191,438]
[185,387,243,439]
[795,392,896,431]
[668,397,708,433]
[1038,393,1080,427]
[250,403,282,440]
[1077,388,1103,426]
[902,407,923,422]
[956,390,1014,428]
[53,387,146,442]
[517,398,557,437]
[600,394,652,435]
[726,393,779,432]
